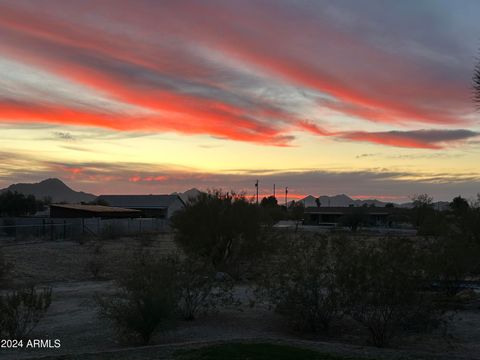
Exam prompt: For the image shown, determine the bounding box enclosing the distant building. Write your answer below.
[96,194,185,218]
[303,206,408,227]
[50,204,142,219]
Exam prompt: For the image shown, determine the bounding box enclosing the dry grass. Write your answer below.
[1,234,177,285]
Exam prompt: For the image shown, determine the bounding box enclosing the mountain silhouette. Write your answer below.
[1,178,96,203]
[298,194,388,207]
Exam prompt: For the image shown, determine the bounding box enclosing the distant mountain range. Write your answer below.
[298,194,387,207]
[0,178,450,210]
[297,194,450,210]
[0,178,96,203]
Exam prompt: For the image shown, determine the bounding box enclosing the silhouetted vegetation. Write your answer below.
[338,237,444,347]
[474,55,480,107]
[86,243,105,279]
[260,196,285,224]
[97,251,236,344]
[176,256,235,321]
[171,190,274,277]
[0,287,52,339]
[0,191,47,216]
[97,252,178,344]
[257,230,453,347]
[258,233,346,333]
[0,249,13,285]
[339,207,367,231]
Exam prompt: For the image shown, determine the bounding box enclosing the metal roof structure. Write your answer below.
[50,204,141,213]
[96,194,184,209]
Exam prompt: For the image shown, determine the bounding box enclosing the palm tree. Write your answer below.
[474,56,480,107]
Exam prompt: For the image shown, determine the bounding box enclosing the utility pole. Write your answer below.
[255,179,259,205]
[285,186,288,207]
[273,184,276,198]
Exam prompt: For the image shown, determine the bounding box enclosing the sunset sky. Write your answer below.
[1,0,480,202]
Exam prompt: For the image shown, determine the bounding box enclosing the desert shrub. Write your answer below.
[337,237,442,347]
[171,190,274,278]
[0,287,52,338]
[135,232,157,247]
[0,249,13,282]
[257,233,346,333]
[2,218,16,237]
[97,252,178,344]
[176,256,235,321]
[86,243,105,279]
[339,208,367,232]
[100,223,122,240]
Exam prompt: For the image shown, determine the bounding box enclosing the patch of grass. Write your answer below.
[175,343,362,360]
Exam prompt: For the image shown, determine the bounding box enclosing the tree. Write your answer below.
[411,194,434,228]
[260,195,278,208]
[171,190,271,276]
[260,195,285,224]
[450,196,470,214]
[0,191,43,216]
[474,55,480,107]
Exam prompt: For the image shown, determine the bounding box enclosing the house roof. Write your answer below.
[304,206,401,215]
[50,204,141,213]
[96,194,184,209]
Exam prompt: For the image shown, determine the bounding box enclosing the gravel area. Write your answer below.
[1,239,480,360]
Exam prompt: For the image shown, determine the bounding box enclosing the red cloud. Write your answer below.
[0,1,475,150]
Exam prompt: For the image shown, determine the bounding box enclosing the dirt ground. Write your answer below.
[1,237,480,360]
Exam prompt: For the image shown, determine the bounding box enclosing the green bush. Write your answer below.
[0,287,52,338]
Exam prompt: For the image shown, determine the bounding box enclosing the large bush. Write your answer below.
[0,287,52,339]
[176,256,235,321]
[97,252,178,344]
[171,190,273,277]
[97,251,234,344]
[258,233,346,333]
[337,237,443,347]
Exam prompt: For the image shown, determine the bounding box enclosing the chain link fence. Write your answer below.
[0,217,169,243]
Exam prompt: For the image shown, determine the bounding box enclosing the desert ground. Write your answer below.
[1,236,480,360]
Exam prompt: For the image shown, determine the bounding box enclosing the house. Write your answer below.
[303,206,408,227]
[96,194,185,218]
[50,204,141,219]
